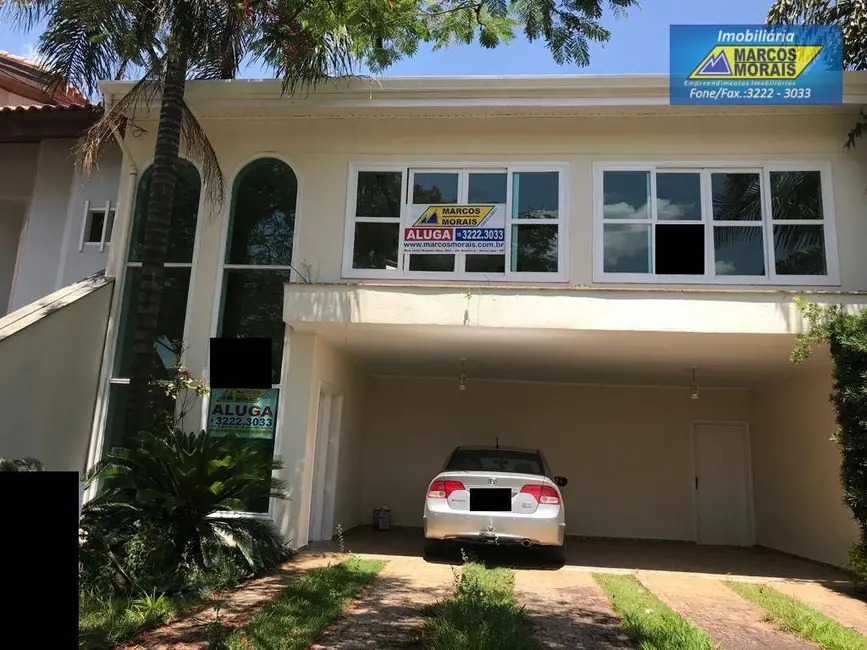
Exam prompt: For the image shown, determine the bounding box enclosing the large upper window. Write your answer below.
[344,165,566,280]
[596,164,837,284]
[104,159,201,450]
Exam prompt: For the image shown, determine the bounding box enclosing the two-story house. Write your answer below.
[8,73,867,571]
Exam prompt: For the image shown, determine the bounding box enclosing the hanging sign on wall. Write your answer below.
[207,388,278,438]
[403,204,505,254]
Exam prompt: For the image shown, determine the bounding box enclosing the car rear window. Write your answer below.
[445,449,544,475]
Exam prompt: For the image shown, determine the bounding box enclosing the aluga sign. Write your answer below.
[403,204,505,254]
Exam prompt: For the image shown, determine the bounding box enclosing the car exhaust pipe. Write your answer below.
[521,539,532,548]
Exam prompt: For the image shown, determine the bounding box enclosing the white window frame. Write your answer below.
[79,200,115,251]
[342,161,569,283]
[593,160,840,286]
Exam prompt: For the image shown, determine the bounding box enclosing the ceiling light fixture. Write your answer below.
[458,358,468,391]
[690,367,700,400]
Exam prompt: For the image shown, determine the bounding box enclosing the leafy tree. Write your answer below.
[2,0,638,438]
[767,0,867,144]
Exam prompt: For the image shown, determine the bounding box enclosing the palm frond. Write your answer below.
[179,100,225,215]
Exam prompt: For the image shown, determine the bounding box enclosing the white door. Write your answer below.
[693,422,753,546]
[308,391,331,541]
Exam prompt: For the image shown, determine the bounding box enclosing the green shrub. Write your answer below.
[80,428,290,595]
[0,457,45,471]
[793,297,867,581]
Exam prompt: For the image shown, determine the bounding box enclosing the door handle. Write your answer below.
[695,476,699,490]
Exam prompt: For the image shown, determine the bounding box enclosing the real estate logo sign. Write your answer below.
[404,204,505,254]
[670,25,842,105]
[208,388,278,438]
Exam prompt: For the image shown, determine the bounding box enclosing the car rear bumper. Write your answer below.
[424,509,565,547]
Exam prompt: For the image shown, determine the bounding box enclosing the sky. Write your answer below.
[0,0,770,78]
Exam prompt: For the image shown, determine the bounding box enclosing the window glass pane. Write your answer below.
[657,173,702,221]
[774,225,827,275]
[86,210,106,242]
[603,171,650,220]
[770,171,824,220]
[105,211,114,242]
[714,226,766,276]
[412,173,458,204]
[603,224,650,273]
[711,173,762,221]
[128,160,201,263]
[356,171,402,219]
[102,383,176,452]
[352,223,399,270]
[655,224,704,275]
[466,254,506,273]
[408,254,455,272]
[226,159,297,266]
[511,224,558,272]
[512,171,559,219]
[219,270,292,384]
[113,267,191,379]
[468,173,507,204]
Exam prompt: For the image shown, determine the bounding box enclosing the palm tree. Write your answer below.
[3,0,638,438]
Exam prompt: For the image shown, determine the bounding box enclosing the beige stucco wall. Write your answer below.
[272,332,365,546]
[116,111,867,294]
[751,358,859,567]
[0,277,112,473]
[358,375,751,540]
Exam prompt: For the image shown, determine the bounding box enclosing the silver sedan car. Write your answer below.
[423,446,567,562]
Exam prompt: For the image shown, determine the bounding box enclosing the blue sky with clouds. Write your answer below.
[0,0,769,77]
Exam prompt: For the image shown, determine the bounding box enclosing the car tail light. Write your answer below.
[427,480,465,499]
[520,484,561,505]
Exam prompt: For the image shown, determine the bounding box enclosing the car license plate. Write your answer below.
[469,488,511,512]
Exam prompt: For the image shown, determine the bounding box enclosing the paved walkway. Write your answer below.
[310,557,454,649]
[771,580,867,636]
[121,552,334,650]
[514,570,635,649]
[638,572,818,650]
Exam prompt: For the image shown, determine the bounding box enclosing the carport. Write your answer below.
[274,295,857,570]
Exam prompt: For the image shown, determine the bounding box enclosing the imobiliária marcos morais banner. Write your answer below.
[670,24,842,105]
[403,203,505,254]
[207,388,278,439]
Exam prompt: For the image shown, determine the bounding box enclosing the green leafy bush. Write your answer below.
[793,297,867,582]
[80,428,290,595]
[0,457,45,471]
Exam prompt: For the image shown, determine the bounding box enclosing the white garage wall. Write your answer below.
[360,376,751,541]
[0,200,25,315]
[751,361,858,568]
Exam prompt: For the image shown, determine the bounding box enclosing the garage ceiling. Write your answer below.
[312,324,829,388]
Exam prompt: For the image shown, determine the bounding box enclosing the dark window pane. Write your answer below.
[102,383,176,452]
[655,224,704,275]
[513,172,559,219]
[603,224,650,273]
[409,254,455,272]
[468,173,507,204]
[774,225,827,275]
[712,173,762,221]
[113,267,191,379]
[105,211,115,242]
[226,159,298,266]
[657,173,702,221]
[128,160,201,263]
[356,171,402,218]
[511,224,558,272]
[714,226,765,276]
[412,173,458,204]
[86,210,105,242]
[465,254,505,273]
[352,222,399,270]
[240,435,277,513]
[770,171,824,220]
[603,171,649,220]
[219,270,292,384]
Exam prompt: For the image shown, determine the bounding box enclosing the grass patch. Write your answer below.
[422,562,535,650]
[222,556,385,650]
[727,581,867,650]
[79,590,203,650]
[594,573,719,650]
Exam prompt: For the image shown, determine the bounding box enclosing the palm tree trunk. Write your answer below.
[124,55,188,439]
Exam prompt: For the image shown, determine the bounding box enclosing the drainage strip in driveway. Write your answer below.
[637,572,818,650]
[309,557,455,650]
[513,569,635,649]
